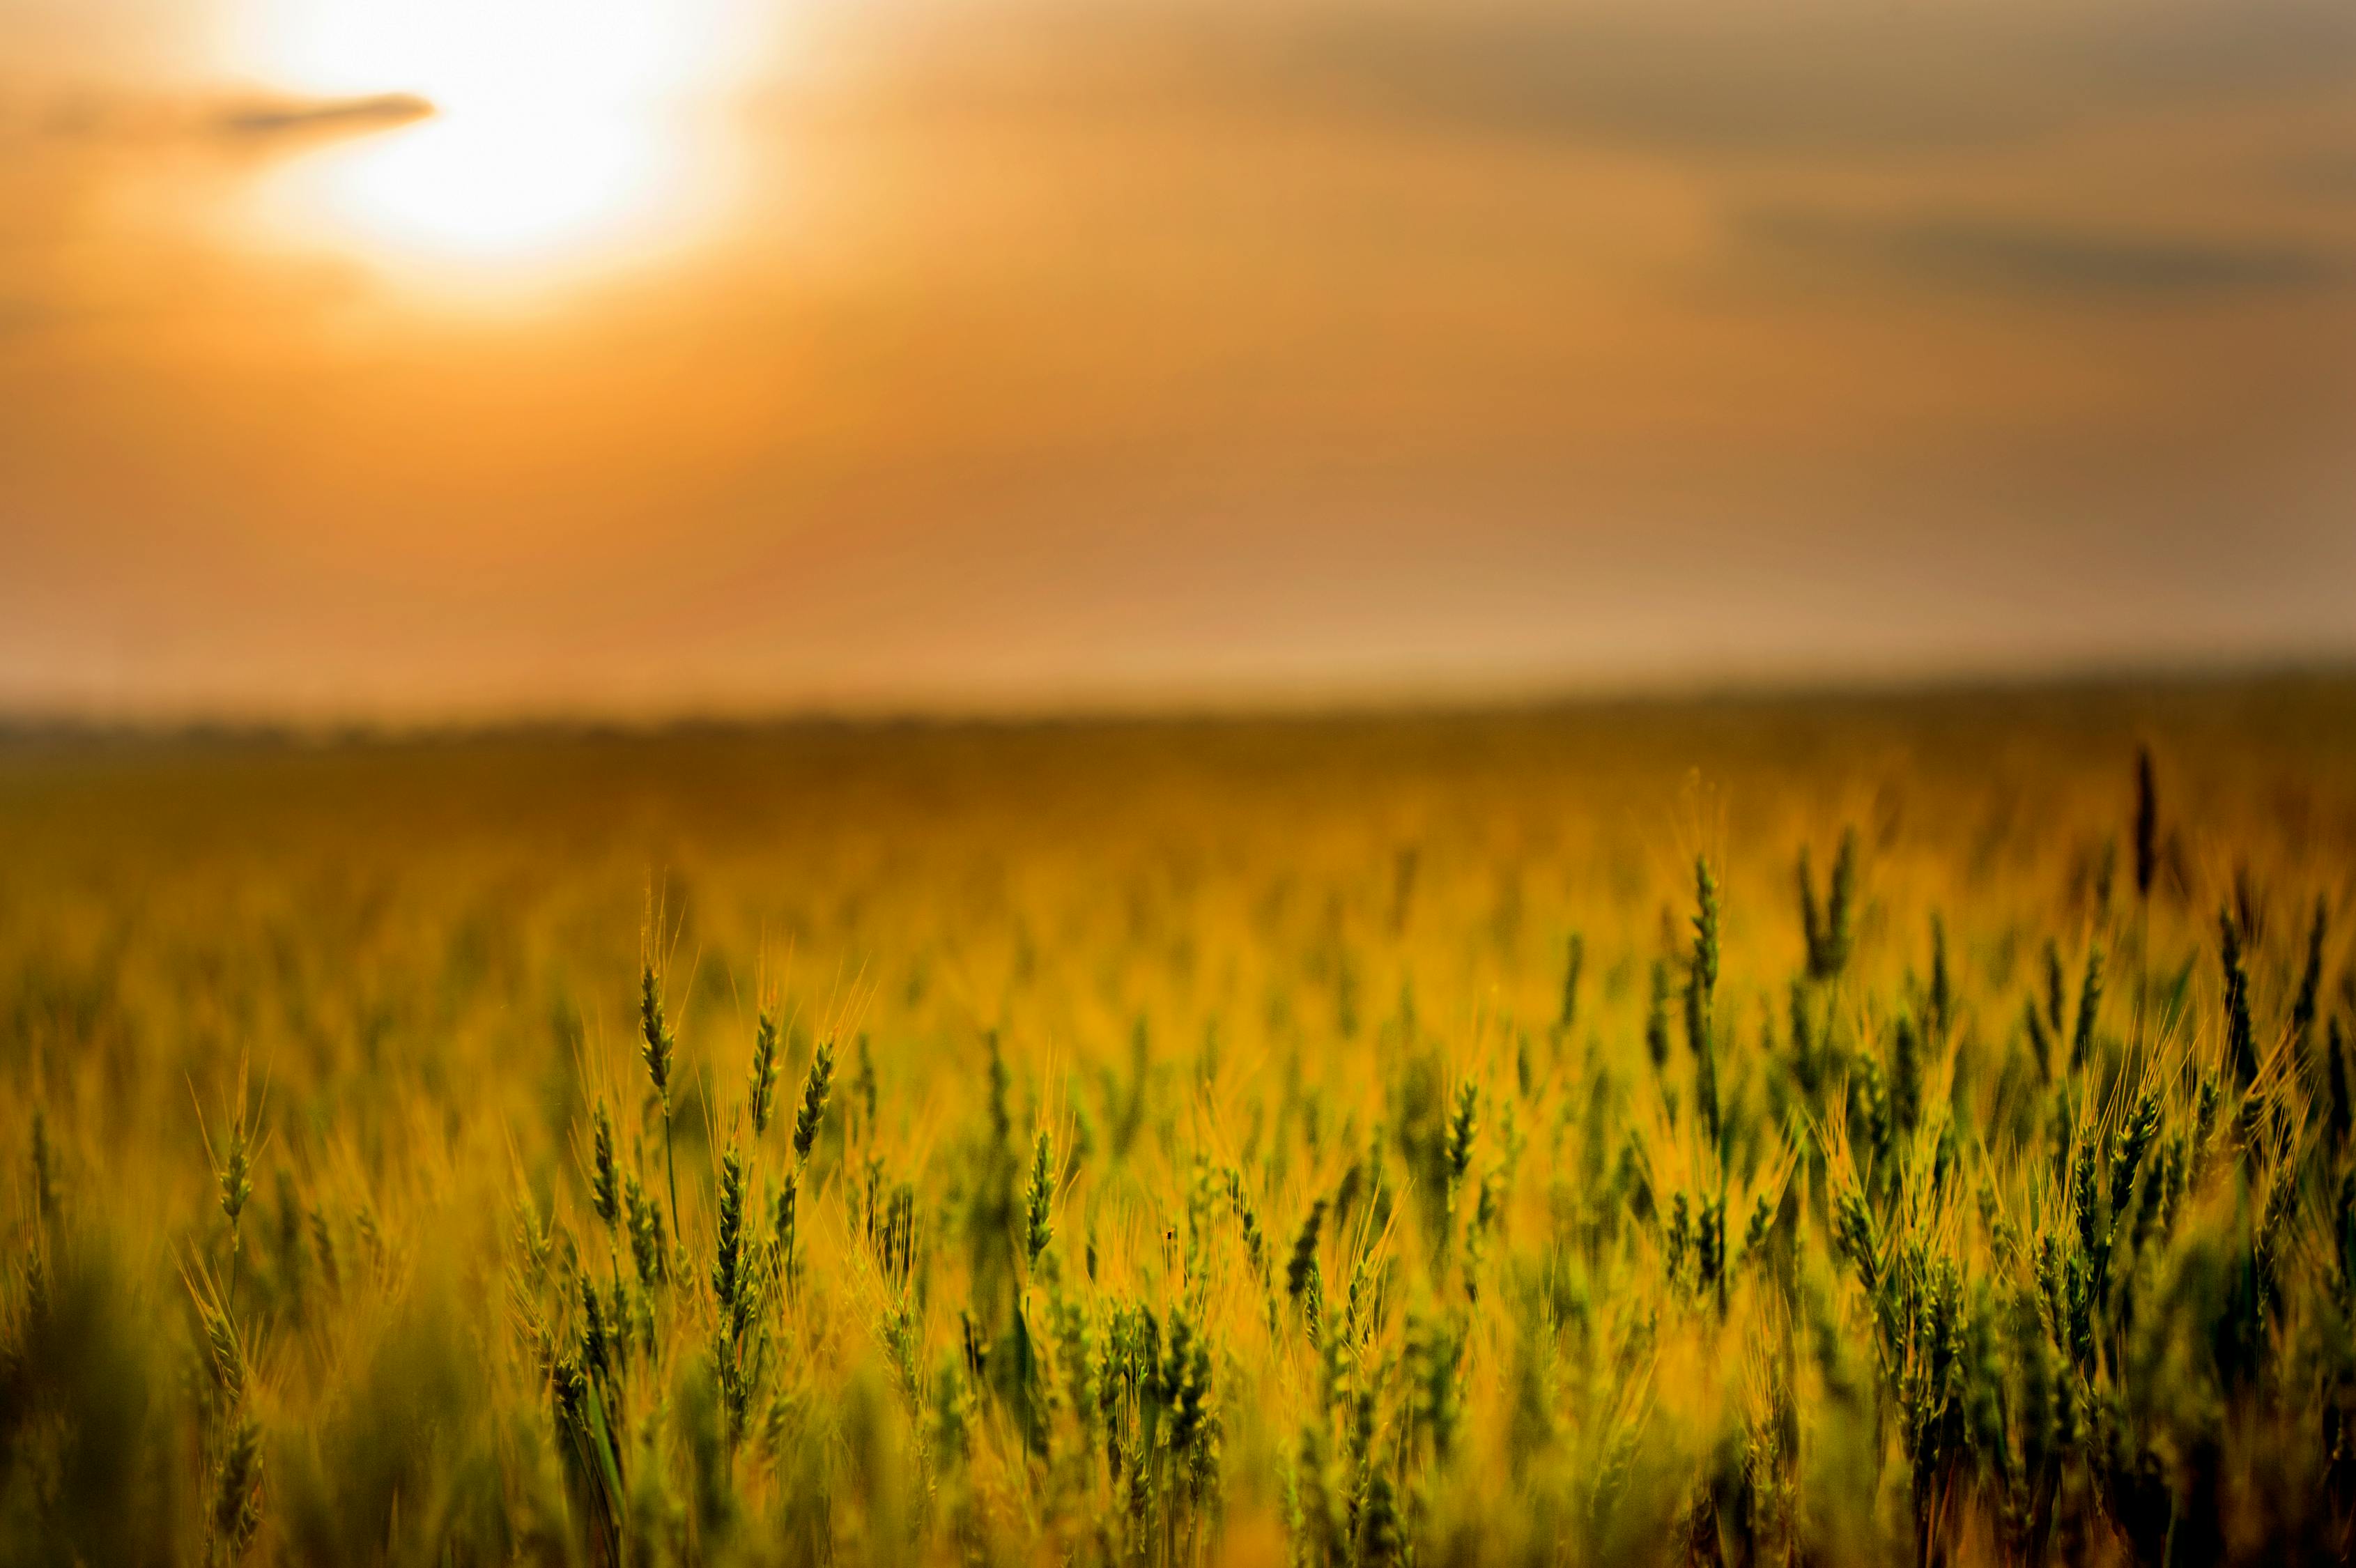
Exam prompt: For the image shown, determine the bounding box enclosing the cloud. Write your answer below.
[964,0,2356,156]
[1737,206,2356,299]
[3,89,432,148]
[210,93,434,141]
[2284,149,2356,199]
[0,296,77,339]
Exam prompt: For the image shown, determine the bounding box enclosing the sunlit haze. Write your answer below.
[1,0,2352,719]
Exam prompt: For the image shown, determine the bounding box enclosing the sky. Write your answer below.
[1,0,2353,719]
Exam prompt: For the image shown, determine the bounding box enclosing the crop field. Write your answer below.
[3,679,2355,1567]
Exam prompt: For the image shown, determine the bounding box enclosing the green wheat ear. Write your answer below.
[1445,1079,1479,1190]
[210,1412,263,1562]
[711,1141,755,1349]
[792,1037,836,1165]
[771,1169,801,1294]
[2109,1087,2162,1219]
[1286,1199,1326,1332]
[2070,944,2105,1075]
[748,1009,780,1137]
[1023,1130,1055,1266]
[1684,857,1721,1146]
[624,1174,668,1289]
[1891,1015,1923,1139]
[638,962,674,1100]
[588,1100,620,1233]
[638,946,682,1240]
[1689,856,1719,1001]
[1803,829,1859,981]
[192,1061,262,1313]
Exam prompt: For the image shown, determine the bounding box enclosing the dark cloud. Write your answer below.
[211,92,434,139]
[1739,206,2356,299]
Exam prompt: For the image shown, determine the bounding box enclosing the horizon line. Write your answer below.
[3,653,2351,747]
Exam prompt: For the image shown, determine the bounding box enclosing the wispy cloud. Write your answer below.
[2284,149,2356,199]
[210,92,433,140]
[0,295,75,339]
[924,0,2356,155]
[10,89,432,147]
[1739,206,2356,299]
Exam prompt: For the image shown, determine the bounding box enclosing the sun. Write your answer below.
[296,101,675,265]
[236,0,758,276]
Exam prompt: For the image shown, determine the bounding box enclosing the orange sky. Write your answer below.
[3,0,2353,718]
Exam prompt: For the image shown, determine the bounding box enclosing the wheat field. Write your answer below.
[4,679,2355,1566]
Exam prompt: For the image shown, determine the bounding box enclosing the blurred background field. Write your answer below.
[3,674,2355,1564]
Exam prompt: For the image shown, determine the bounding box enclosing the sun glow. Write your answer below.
[292,105,675,264]
[238,0,759,277]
